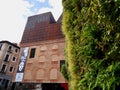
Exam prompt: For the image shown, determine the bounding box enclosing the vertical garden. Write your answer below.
[62,0,120,90]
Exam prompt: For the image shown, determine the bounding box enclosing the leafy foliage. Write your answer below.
[62,0,120,90]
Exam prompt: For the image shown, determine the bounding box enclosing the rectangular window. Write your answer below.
[8,46,12,50]
[9,66,14,72]
[60,60,65,70]
[15,49,18,53]
[1,64,7,72]
[8,46,12,53]
[4,54,10,62]
[12,57,16,62]
[29,48,36,58]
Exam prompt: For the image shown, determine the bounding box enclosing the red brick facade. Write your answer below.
[13,12,67,84]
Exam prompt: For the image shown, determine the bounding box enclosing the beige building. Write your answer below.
[0,40,20,89]
[12,12,67,90]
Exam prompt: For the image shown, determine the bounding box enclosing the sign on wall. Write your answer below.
[15,47,29,82]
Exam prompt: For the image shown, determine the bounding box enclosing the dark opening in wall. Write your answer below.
[60,60,65,70]
[4,54,9,62]
[29,48,36,58]
[8,46,12,53]
[1,64,7,72]
[9,66,14,72]
[12,57,16,62]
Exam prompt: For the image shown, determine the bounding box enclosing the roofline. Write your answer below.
[0,40,20,49]
[28,12,52,18]
[27,12,56,22]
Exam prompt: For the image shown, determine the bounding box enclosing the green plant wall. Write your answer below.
[62,0,120,90]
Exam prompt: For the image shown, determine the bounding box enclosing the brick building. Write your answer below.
[0,41,20,90]
[13,12,67,90]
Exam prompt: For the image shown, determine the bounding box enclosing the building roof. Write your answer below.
[21,12,64,44]
[0,40,20,49]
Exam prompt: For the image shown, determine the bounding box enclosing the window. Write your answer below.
[4,54,10,62]
[1,64,7,72]
[0,44,3,50]
[60,60,65,70]
[8,46,12,50]
[9,66,14,72]
[8,46,12,52]
[15,49,18,53]
[29,48,36,58]
[12,57,16,62]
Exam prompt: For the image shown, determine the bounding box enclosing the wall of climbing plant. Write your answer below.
[61,0,120,90]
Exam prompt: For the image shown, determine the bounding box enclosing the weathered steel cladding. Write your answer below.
[21,12,64,44]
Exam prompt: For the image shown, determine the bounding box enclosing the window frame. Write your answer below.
[15,48,18,53]
[12,56,16,62]
[0,64,7,73]
[9,66,14,73]
[60,60,65,71]
[4,53,10,62]
[7,45,13,53]
[29,48,36,58]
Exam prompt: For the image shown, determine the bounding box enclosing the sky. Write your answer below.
[0,0,63,43]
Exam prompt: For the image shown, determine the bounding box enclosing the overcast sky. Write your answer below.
[0,0,63,43]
